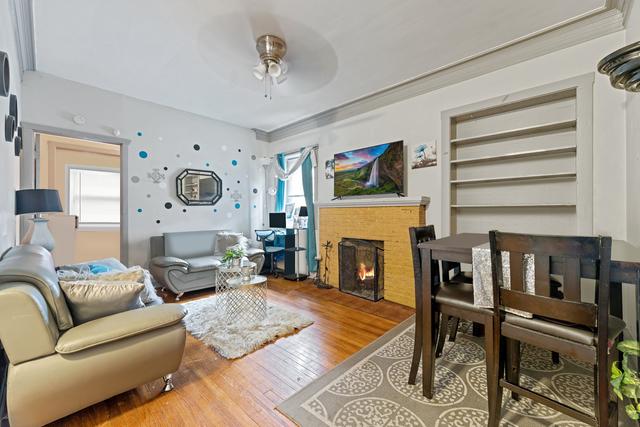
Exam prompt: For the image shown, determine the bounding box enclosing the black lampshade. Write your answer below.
[15,189,63,215]
[298,206,308,217]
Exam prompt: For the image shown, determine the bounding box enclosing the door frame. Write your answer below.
[20,122,131,264]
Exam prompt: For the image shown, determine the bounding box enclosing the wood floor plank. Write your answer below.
[50,278,413,426]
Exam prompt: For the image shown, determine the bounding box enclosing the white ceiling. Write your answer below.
[33,0,606,131]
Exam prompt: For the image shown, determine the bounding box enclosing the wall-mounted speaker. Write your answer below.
[4,115,15,142]
[9,94,17,124]
[0,51,9,97]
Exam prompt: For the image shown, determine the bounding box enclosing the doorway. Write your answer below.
[35,133,122,265]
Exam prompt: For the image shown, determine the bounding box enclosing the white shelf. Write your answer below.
[451,203,576,208]
[450,146,576,166]
[450,120,576,145]
[451,172,576,185]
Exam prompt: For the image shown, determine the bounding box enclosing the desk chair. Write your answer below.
[255,230,285,277]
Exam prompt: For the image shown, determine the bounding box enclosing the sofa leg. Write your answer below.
[162,374,174,392]
[175,292,184,301]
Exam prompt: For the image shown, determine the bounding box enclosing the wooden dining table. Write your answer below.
[417,233,640,386]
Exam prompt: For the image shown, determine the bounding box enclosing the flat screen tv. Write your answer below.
[334,141,404,197]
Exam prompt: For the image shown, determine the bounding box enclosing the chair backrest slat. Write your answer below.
[409,226,438,290]
[509,252,524,292]
[563,257,581,301]
[534,255,550,297]
[489,231,611,329]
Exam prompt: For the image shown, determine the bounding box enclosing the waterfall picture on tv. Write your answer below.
[334,141,404,197]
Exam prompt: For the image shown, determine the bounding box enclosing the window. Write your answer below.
[284,154,306,210]
[68,167,120,226]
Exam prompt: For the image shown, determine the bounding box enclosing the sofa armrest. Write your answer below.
[0,284,59,364]
[55,304,187,354]
[151,256,189,269]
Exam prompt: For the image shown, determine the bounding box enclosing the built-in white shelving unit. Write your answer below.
[442,76,593,236]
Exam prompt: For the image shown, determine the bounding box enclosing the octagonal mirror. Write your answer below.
[176,169,222,206]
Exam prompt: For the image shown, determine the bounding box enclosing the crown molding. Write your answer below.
[254,1,631,143]
[10,0,36,74]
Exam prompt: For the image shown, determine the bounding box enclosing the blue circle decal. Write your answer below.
[138,151,148,159]
[235,203,241,209]
[231,160,238,166]
[137,208,143,213]
[137,131,143,136]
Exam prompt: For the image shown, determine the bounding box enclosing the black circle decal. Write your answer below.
[164,202,172,209]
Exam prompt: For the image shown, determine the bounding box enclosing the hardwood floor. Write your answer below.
[51,278,414,426]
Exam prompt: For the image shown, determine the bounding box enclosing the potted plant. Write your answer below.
[611,340,640,422]
[222,246,246,267]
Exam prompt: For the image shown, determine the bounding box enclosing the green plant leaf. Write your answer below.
[621,384,640,399]
[611,361,624,389]
[618,340,640,356]
[614,387,624,400]
[626,404,640,420]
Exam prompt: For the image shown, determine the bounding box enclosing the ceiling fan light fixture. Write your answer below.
[252,62,266,80]
[267,61,282,78]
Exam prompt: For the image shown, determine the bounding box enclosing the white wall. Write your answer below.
[626,0,640,245]
[268,32,628,240]
[22,72,263,266]
[0,0,21,253]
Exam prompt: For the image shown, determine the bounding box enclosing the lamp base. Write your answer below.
[22,217,55,252]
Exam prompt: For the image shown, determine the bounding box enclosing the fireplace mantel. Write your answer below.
[316,196,430,209]
[318,196,428,308]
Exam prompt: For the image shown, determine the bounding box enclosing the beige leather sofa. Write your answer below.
[0,245,187,427]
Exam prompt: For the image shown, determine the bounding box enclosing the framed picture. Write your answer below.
[411,141,437,169]
[325,159,335,179]
[285,203,295,219]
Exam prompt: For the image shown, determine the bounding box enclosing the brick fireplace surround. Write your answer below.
[317,197,429,308]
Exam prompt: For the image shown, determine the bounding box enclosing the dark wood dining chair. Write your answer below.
[408,227,497,413]
[487,231,624,427]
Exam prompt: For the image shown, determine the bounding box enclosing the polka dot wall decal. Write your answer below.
[182,209,187,213]
[163,166,168,171]
[251,155,257,160]
[253,204,256,208]
[137,208,143,213]
[131,176,140,183]
[176,154,180,158]
[164,202,172,209]
[231,160,238,166]
[235,203,241,209]
[156,220,161,224]
[206,163,210,167]
[253,188,258,194]
[193,144,200,151]
[138,151,148,159]
[137,131,143,136]
[238,149,241,152]
[214,209,218,213]
[146,194,151,198]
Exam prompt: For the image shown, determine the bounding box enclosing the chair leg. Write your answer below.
[595,345,610,427]
[175,292,184,301]
[551,351,560,365]
[408,297,423,385]
[422,307,438,399]
[505,338,520,401]
[448,317,460,342]
[486,317,504,427]
[435,314,449,358]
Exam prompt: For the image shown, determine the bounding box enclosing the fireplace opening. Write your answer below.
[338,238,384,301]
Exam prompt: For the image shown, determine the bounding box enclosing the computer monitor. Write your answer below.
[269,212,287,229]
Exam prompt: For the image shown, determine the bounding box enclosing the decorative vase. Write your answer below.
[231,258,241,267]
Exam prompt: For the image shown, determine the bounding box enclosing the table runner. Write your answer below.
[471,242,535,318]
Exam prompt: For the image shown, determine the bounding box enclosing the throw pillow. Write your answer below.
[214,232,249,255]
[60,280,145,324]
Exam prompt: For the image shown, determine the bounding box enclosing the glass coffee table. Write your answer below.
[222,275,268,325]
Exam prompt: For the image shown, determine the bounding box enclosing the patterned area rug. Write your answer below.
[278,315,598,426]
[182,295,313,359]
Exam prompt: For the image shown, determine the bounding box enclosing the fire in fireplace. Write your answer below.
[338,238,384,301]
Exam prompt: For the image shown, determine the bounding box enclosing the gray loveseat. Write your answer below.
[149,230,265,300]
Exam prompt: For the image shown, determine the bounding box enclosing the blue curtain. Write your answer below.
[275,153,286,212]
[301,154,317,272]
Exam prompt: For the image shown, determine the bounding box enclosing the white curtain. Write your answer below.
[270,146,316,180]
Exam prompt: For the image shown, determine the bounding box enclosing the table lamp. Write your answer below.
[16,189,63,251]
[298,206,308,228]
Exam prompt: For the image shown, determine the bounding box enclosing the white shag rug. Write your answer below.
[182,295,314,359]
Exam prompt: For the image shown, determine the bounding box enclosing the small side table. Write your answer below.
[224,275,268,325]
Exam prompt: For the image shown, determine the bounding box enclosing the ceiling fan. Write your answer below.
[252,34,288,99]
